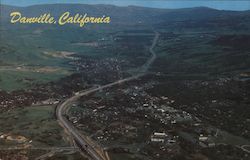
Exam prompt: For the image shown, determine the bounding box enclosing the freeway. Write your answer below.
[56,32,159,160]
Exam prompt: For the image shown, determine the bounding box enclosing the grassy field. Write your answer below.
[0,70,70,91]
[0,105,69,147]
[0,25,116,91]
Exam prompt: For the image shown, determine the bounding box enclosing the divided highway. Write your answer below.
[56,32,159,160]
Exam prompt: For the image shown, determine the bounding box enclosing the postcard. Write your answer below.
[0,0,250,159]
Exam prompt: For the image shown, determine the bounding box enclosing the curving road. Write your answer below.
[240,145,250,153]
[56,32,159,160]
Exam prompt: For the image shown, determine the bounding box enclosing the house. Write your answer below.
[151,132,167,143]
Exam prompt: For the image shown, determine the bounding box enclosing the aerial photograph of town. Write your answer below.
[0,0,250,159]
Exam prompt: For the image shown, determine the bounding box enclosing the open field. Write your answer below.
[0,70,69,91]
[0,22,117,91]
[0,105,69,147]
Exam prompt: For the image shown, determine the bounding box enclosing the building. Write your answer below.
[151,132,167,143]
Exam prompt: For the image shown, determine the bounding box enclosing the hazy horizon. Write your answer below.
[1,0,250,11]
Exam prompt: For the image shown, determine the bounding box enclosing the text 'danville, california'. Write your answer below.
[10,11,111,27]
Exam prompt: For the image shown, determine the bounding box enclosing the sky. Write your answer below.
[1,0,250,11]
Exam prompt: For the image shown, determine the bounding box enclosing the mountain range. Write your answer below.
[1,4,250,30]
